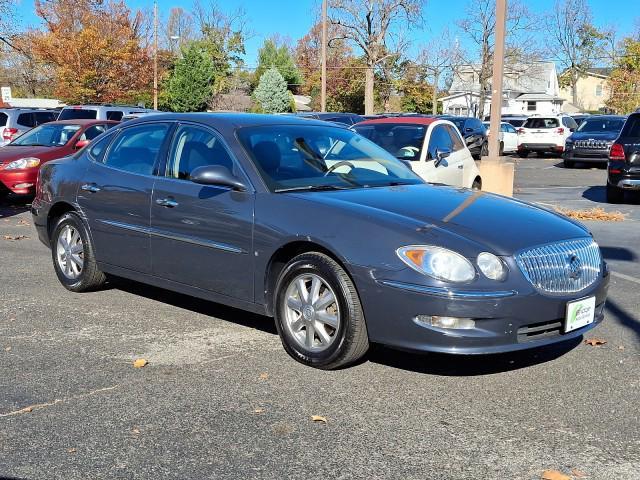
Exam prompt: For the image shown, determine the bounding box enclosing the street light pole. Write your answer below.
[153,0,158,110]
[488,0,507,160]
[321,0,328,112]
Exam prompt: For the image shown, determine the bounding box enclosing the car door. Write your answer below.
[149,123,255,301]
[502,123,518,152]
[76,122,173,274]
[414,123,464,187]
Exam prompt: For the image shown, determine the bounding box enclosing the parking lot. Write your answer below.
[1,157,639,480]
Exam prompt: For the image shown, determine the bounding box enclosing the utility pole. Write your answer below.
[321,0,328,112]
[153,0,158,110]
[488,0,506,160]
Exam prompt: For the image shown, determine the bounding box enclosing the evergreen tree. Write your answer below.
[166,42,215,112]
[254,39,302,89]
[253,67,291,114]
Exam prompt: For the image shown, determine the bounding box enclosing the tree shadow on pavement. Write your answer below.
[606,299,640,343]
[108,277,278,336]
[0,196,31,219]
[368,337,582,376]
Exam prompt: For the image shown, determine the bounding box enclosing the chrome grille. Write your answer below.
[515,239,601,294]
[574,139,610,150]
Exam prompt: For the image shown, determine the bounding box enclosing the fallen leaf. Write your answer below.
[311,415,327,424]
[618,345,625,351]
[259,372,269,380]
[133,359,148,368]
[541,469,571,480]
[131,428,140,435]
[5,346,11,352]
[3,235,29,241]
[254,408,265,414]
[67,448,76,454]
[23,406,33,413]
[554,206,626,222]
[571,469,587,478]
[17,220,30,226]
[584,338,607,346]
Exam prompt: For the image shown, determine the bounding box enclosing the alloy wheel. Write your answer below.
[282,273,341,352]
[56,224,84,279]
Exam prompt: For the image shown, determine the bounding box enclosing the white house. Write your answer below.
[439,62,565,118]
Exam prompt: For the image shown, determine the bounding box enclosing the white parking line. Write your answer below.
[611,271,640,285]
[519,186,591,190]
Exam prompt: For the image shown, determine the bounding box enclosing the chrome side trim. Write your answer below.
[378,280,517,299]
[97,219,244,254]
[617,179,640,189]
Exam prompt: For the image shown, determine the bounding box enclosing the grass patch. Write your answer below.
[554,206,627,222]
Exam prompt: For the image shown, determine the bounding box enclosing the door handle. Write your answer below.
[458,164,464,169]
[156,197,179,208]
[80,183,101,193]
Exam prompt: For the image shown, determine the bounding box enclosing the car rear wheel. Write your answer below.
[606,183,624,204]
[51,212,106,292]
[274,252,369,370]
[518,151,529,158]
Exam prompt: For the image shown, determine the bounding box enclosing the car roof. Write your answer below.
[123,112,346,129]
[47,119,120,126]
[355,116,438,126]
[579,115,626,120]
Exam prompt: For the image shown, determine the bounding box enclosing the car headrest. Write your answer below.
[253,141,281,174]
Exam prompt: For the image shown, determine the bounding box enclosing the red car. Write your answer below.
[0,119,117,197]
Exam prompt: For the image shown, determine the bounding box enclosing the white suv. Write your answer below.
[57,104,157,122]
[516,115,578,157]
[0,108,58,146]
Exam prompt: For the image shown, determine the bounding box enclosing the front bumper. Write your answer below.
[563,149,608,163]
[350,264,609,354]
[518,143,563,153]
[30,196,51,248]
[0,168,38,195]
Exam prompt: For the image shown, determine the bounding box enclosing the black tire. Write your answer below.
[472,177,482,190]
[481,141,489,157]
[499,141,504,156]
[273,252,369,370]
[518,151,529,158]
[606,183,624,204]
[564,159,575,168]
[536,151,546,158]
[51,212,106,292]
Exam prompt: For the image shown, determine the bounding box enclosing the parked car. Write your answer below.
[0,119,117,197]
[57,104,157,122]
[484,114,528,128]
[563,115,627,168]
[32,113,608,369]
[121,112,157,122]
[438,116,488,160]
[570,114,590,127]
[482,121,519,154]
[0,108,58,146]
[606,111,640,203]
[353,117,482,189]
[296,112,364,126]
[516,114,579,157]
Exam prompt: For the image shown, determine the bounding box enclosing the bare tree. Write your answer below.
[329,0,424,115]
[457,0,539,119]
[547,0,607,107]
[419,28,460,114]
[164,7,194,54]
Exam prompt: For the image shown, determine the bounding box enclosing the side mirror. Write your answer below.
[75,139,90,149]
[434,149,451,168]
[189,165,247,191]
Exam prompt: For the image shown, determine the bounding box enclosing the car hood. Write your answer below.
[289,184,589,256]
[0,146,63,165]
[569,131,619,142]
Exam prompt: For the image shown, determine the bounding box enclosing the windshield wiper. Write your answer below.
[275,185,356,193]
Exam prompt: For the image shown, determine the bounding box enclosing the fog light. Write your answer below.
[13,183,34,189]
[414,315,476,330]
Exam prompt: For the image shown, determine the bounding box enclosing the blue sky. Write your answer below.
[14,0,638,66]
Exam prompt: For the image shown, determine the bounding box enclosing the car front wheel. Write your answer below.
[51,212,106,292]
[274,252,369,369]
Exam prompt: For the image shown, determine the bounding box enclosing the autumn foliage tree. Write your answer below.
[30,0,154,104]
[607,37,640,113]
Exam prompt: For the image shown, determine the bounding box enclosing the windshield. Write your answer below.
[58,108,98,120]
[237,124,423,192]
[577,118,625,133]
[10,123,81,146]
[353,123,426,160]
[523,118,559,129]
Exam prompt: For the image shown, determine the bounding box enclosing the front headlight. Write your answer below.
[397,245,476,283]
[477,252,507,281]
[4,157,41,170]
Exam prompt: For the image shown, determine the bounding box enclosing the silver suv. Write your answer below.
[57,104,157,122]
[0,108,58,146]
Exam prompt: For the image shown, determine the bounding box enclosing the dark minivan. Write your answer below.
[607,112,640,203]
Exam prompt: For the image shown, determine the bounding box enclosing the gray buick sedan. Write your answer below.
[32,113,609,369]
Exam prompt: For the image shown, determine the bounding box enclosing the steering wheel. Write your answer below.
[324,161,355,176]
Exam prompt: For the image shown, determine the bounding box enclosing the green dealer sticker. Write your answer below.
[565,296,596,333]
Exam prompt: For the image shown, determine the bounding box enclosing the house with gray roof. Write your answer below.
[439,62,565,118]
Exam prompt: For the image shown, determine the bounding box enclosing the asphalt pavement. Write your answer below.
[1,157,639,479]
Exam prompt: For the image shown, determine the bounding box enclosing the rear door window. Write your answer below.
[106,111,124,121]
[58,108,98,120]
[88,132,116,162]
[523,118,559,129]
[0,112,7,126]
[33,111,56,125]
[445,125,465,151]
[17,113,35,128]
[103,123,170,175]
